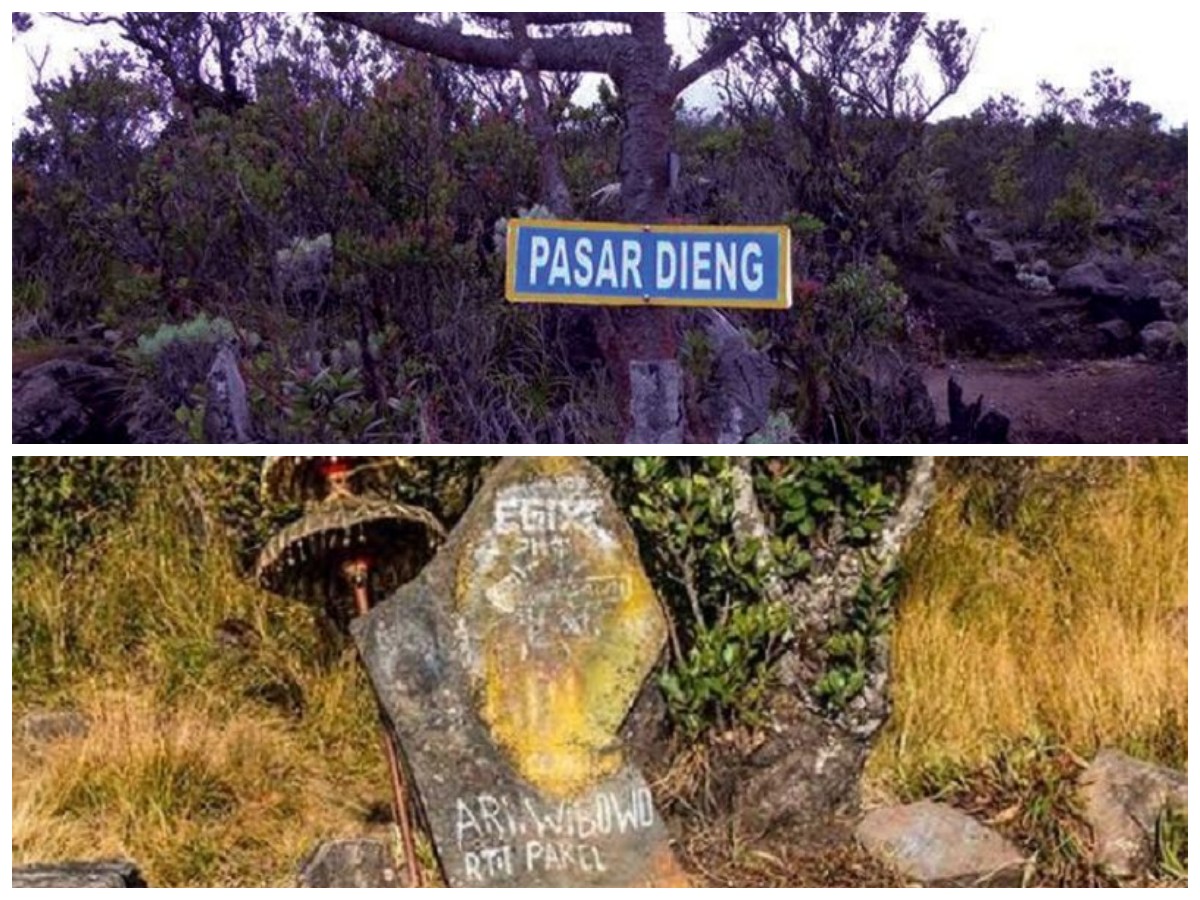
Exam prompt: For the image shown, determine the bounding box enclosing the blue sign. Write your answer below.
[505,219,791,310]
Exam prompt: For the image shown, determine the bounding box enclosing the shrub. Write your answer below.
[1046,170,1100,244]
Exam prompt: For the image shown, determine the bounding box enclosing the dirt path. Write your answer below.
[922,358,1187,444]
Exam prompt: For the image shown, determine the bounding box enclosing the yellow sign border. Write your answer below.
[505,219,792,310]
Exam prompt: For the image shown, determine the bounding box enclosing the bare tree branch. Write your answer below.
[509,13,574,217]
[473,13,638,28]
[673,20,758,94]
[318,12,624,74]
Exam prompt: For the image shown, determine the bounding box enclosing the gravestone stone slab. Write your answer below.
[352,457,688,887]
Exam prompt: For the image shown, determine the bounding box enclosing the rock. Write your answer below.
[963,209,988,238]
[1097,319,1134,342]
[1095,319,1135,355]
[735,709,867,847]
[18,710,90,745]
[1078,749,1188,877]
[1096,204,1160,245]
[202,343,253,443]
[13,359,124,443]
[1139,320,1179,360]
[943,378,1008,443]
[854,349,938,442]
[1016,271,1054,294]
[297,839,398,888]
[628,359,684,444]
[352,458,689,887]
[987,239,1017,269]
[1148,278,1184,305]
[12,860,146,888]
[691,310,776,443]
[856,801,1026,887]
[1059,256,1165,327]
[1059,261,1128,301]
[275,233,333,299]
[1148,280,1186,323]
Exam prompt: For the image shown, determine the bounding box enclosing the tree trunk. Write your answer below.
[599,18,683,443]
[510,15,574,219]
[732,458,938,845]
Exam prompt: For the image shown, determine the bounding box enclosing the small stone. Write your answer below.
[856,801,1026,887]
[1078,749,1187,878]
[1059,261,1127,300]
[297,838,398,888]
[1139,320,1179,360]
[18,710,90,745]
[1096,319,1134,353]
[13,860,146,888]
[202,343,253,443]
[628,360,684,444]
[987,239,1017,269]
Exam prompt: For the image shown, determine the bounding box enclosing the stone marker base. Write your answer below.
[13,860,146,888]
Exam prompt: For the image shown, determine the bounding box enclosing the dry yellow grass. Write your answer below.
[13,688,364,886]
[12,479,403,887]
[869,457,1187,791]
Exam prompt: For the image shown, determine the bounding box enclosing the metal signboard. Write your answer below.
[506,219,791,310]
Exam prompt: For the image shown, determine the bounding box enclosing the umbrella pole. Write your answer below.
[350,568,423,888]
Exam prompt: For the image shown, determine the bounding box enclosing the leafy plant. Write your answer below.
[605,456,902,738]
[1046,170,1100,245]
[814,574,898,711]
[13,457,146,563]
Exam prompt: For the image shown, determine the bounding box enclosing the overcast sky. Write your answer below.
[11,10,1190,137]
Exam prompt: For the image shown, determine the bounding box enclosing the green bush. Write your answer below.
[13,457,147,563]
[603,456,903,737]
[1046,170,1100,244]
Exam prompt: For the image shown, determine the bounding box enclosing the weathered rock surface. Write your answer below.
[1059,260,1130,301]
[733,461,938,847]
[629,359,684,444]
[691,309,775,443]
[1138,320,1179,360]
[13,860,146,888]
[353,457,688,887]
[987,238,1017,269]
[18,709,90,746]
[1078,749,1188,878]
[13,358,124,443]
[202,343,253,442]
[1096,318,1135,354]
[856,801,1026,887]
[297,838,398,888]
[1058,255,1166,327]
[734,706,866,847]
[853,349,938,442]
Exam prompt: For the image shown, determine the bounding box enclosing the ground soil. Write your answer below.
[922,357,1188,444]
